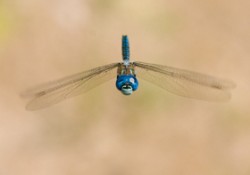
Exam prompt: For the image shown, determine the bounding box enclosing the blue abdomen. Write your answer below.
[122,35,130,62]
[116,75,138,95]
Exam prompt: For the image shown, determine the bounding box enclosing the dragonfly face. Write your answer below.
[22,35,235,110]
[116,63,138,95]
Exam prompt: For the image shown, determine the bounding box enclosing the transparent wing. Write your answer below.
[134,61,236,101]
[21,63,119,110]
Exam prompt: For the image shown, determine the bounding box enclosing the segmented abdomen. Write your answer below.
[122,35,130,62]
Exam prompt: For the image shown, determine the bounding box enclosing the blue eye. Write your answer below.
[116,75,139,95]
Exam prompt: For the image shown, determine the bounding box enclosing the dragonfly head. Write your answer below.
[116,75,138,95]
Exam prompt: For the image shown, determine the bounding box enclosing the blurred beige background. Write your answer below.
[0,0,249,174]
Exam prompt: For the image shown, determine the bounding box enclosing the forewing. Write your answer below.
[134,61,235,101]
[22,63,119,110]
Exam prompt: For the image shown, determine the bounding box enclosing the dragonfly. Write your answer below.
[22,35,236,110]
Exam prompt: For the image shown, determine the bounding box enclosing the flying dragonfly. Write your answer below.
[22,35,236,110]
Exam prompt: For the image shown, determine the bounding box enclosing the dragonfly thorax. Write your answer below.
[116,63,139,95]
